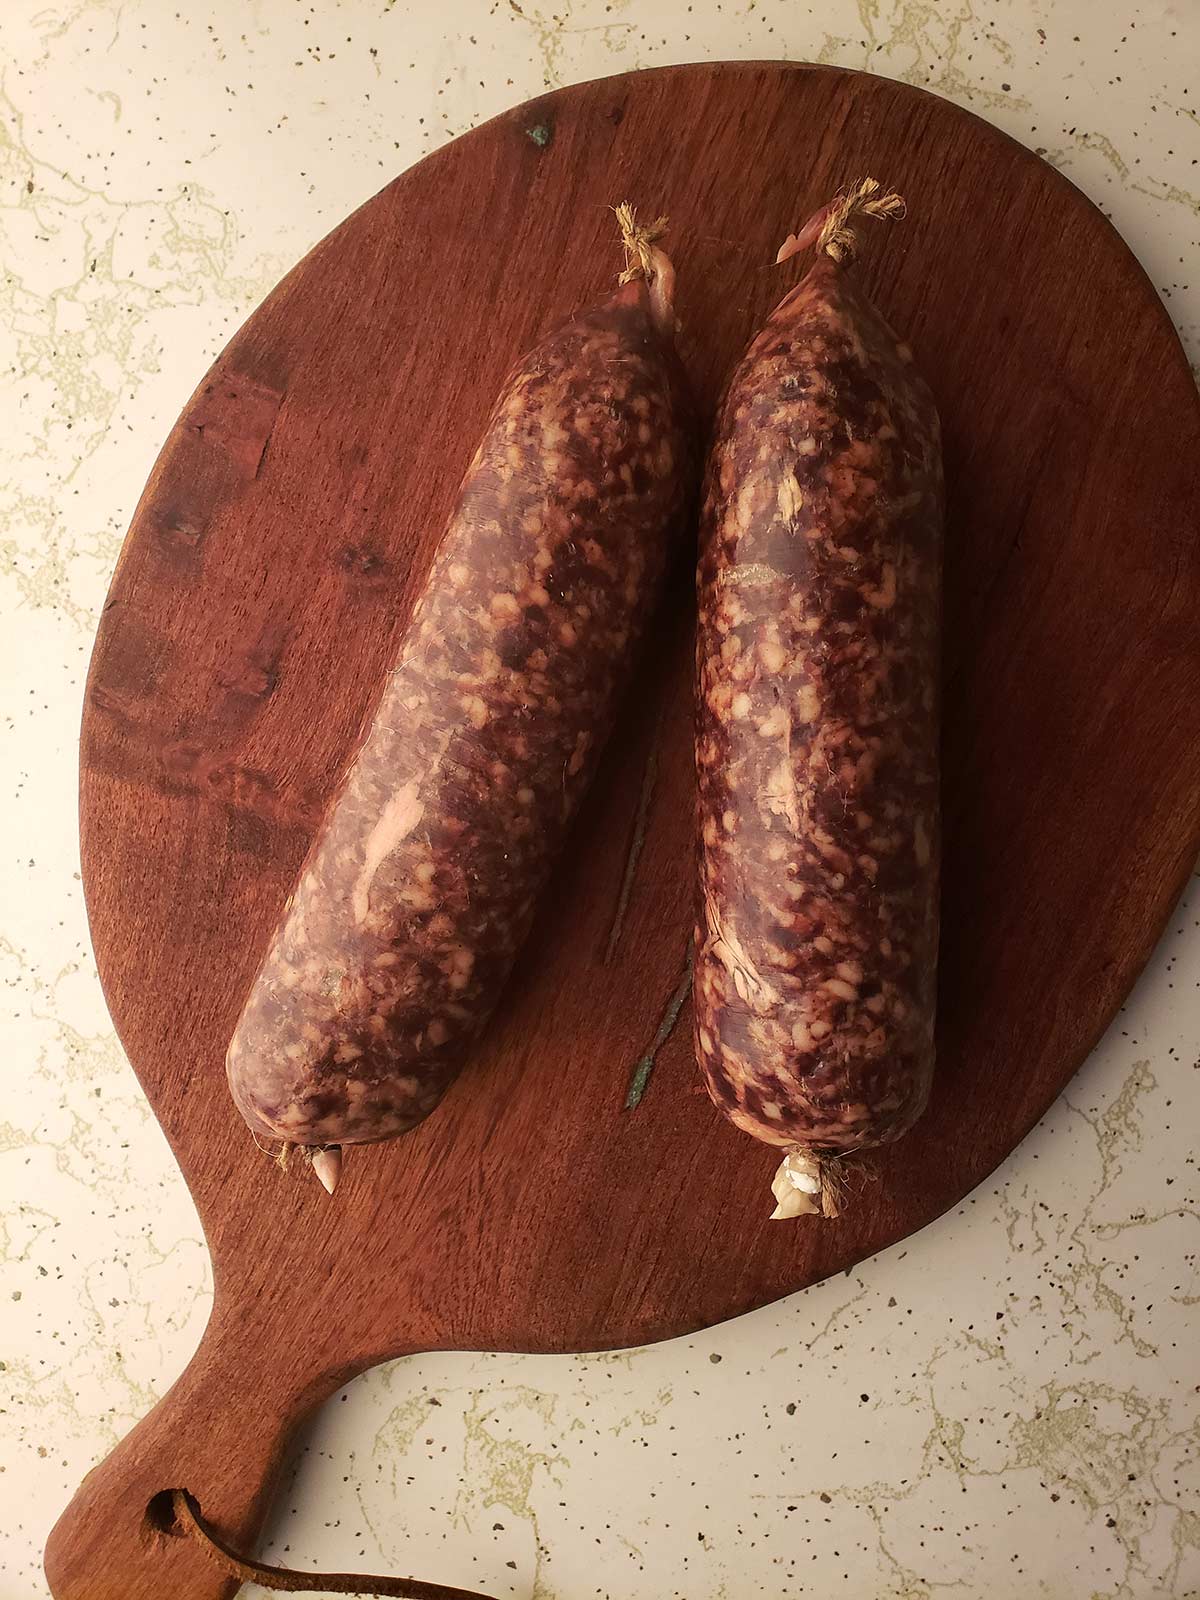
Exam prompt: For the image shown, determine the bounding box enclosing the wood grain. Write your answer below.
[45,61,1200,1600]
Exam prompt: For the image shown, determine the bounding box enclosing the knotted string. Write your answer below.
[614,201,669,283]
[816,177,906,263]
[775,177,906,267]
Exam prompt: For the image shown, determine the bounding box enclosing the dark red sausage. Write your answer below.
[693,184,942,1217]
[227,217,693,1177]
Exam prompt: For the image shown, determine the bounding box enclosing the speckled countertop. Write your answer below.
[3,4,1198,1598]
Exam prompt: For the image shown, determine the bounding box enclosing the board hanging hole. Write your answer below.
[144,1488,184,1538]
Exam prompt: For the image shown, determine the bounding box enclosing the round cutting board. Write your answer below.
[47,61,1200,1600]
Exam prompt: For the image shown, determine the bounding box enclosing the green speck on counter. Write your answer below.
[526,123,552,149]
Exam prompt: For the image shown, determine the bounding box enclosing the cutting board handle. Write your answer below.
[43,1302,338,1600]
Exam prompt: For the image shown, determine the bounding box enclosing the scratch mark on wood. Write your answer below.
[186,372,284,481]
[605,707,663,964]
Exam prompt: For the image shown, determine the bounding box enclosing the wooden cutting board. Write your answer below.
[45,60,1200,1600]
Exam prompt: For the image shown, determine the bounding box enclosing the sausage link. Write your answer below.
[694,184,942,1216]
[228,229,693,1161]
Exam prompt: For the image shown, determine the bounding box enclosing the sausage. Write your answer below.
[227,208,694,1187]
[693,181,943,1218]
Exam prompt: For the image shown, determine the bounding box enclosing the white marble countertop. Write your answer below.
[3,3,1198,1597]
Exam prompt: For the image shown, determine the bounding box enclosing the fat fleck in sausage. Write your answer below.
[227,207,694,1190]
[693,180,943,1218]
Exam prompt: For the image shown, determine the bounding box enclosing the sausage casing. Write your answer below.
[694,238,943,1210]
[228,268,693,1151]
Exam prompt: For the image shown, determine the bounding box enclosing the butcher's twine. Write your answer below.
[615,201,669,283]
[169,1489,500,1599]
[818,177,906,263]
